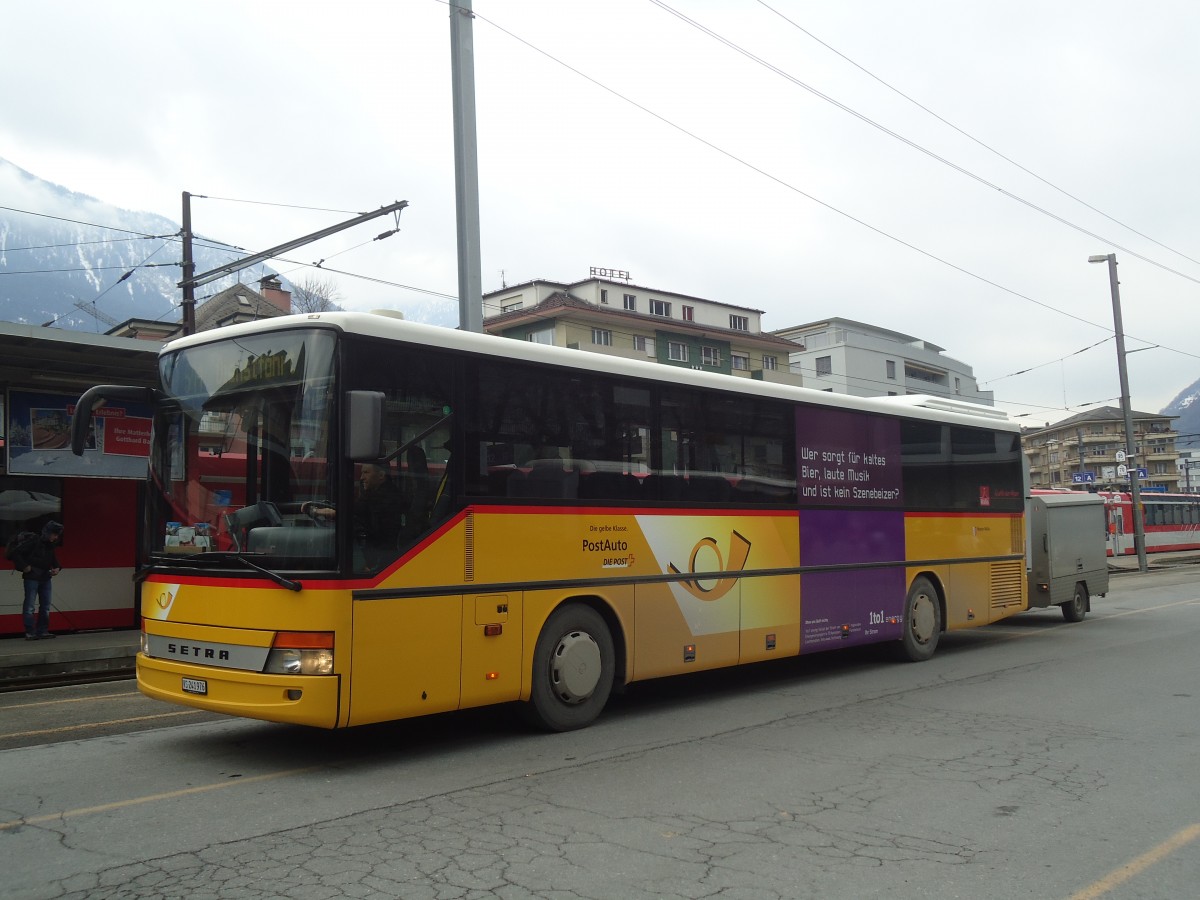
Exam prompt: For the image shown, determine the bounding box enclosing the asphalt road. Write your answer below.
[1,567,1197,900]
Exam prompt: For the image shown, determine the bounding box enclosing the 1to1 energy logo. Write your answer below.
[668,531,751,601]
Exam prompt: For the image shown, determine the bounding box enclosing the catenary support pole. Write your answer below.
[1093,253,1148,572]
[450,0,483,333]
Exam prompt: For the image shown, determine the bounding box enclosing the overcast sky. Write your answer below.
[3,0,1198,425]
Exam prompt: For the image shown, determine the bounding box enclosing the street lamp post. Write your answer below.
[1089,253,1148,572]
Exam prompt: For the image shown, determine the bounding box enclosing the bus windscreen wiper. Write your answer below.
[181,551,304,592]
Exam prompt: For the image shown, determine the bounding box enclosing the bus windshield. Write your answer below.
[148,327,338,569]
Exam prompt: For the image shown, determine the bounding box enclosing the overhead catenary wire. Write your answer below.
[191,195,362,216]
[468,10,1117,337]
[0,195,1138,417]
[647,0,1200,287]
[752,0,1200,270]
[0,262,178,276]
[6,9,1197,405]
[980,336,1116,386]
[0,236,171,253]
[470,7,1200,371]
[39,237,175,328]
[0,205,178,241]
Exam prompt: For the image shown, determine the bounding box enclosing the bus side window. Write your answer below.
[346,341,454,573]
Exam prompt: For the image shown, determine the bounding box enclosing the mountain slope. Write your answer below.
[0,158,268,330]
[1163,378,1200,448]
[0,158,457,331]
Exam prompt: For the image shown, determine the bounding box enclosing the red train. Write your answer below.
[1,478,140,635]
[1030,488,1200,558]
[1098,490,1200,557]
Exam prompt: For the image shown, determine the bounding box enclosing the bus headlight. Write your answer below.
[264,632,334,675]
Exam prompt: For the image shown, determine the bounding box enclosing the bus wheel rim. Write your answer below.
[910,594,936,645]
[550,630,602,704]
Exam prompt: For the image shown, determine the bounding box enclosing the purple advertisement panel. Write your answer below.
[796,406,902,508]
[800,509,907,651]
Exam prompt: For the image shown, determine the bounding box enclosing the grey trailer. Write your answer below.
[1026,492,1110,621]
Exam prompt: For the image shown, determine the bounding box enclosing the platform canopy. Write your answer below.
[0,322,161,393]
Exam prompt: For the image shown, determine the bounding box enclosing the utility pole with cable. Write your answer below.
[1089,252,1148,572]
[177,200,408,335]
[181,191,196,335]
[450,0,483,333]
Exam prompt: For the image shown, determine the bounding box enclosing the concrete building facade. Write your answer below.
[772,318,993,404]
[1022,406,1180,492]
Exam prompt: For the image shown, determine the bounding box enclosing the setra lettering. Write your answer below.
[166,642,230,661]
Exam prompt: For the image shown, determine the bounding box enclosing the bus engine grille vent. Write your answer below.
[990,560,1024,611]
[1010,517,1024,554]
[464,511,475,582]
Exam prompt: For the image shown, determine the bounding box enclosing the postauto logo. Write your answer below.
[669,531,751,601]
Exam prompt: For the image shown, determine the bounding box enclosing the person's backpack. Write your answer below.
[5,531,37,564]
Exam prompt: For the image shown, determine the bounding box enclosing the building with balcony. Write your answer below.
[772,318,993,404]
[483,275,803,387]
[1023,406,1180,492]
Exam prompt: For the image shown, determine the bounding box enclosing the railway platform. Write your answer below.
[1108,549,1200,572]
[0,628,137,691]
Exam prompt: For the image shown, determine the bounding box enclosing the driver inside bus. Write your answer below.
[304,462,404,569]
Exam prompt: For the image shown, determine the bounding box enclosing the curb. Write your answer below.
[0,633,139,692]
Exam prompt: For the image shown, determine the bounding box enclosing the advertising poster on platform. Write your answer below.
[5,389,152,478]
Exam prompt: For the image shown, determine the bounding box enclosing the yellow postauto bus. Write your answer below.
[72,311,1028,731]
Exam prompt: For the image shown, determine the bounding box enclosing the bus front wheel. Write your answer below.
[897,576,941,662]
[1062,583,1088,622]
[522,604,615,732]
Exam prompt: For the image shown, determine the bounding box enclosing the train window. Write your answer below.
[0,476,63,547]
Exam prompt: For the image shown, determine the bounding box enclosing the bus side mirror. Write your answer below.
[345,391,384,461]
[70,384,160,456]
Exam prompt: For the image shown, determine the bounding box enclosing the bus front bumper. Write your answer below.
[137,653,342,728]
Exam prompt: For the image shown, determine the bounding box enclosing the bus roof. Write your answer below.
[163,311,1018,433]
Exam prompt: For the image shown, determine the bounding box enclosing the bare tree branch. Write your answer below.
[290,275,344,313]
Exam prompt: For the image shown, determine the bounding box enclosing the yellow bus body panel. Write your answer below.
[135,506,1026,729]
[347,593,462,725]
[905,512,1027,627]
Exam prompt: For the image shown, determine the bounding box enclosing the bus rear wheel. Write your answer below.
[897,576,941,662]
[1062,583,1088,622]
[522,604,615,732]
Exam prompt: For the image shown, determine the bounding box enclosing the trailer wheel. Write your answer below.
[1062,582,1088,623]
[896,576,941,662]
[522,604,614,732]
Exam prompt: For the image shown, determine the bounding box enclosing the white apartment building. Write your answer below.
[1178,448,1200,493]
[773,317,993,405]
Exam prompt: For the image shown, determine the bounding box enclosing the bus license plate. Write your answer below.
[182,677,208,695]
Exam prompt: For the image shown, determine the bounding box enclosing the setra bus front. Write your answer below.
[72,322,372,727]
